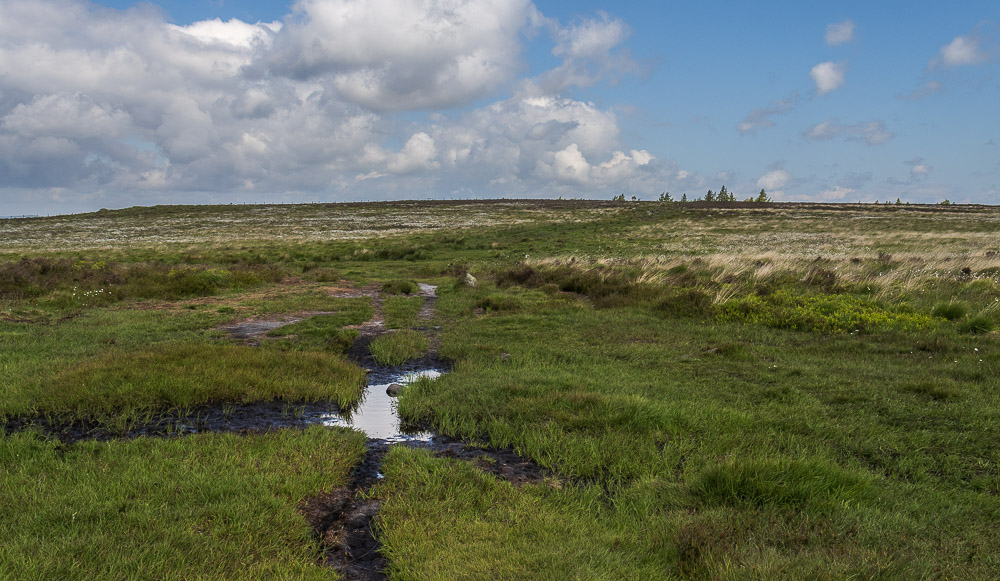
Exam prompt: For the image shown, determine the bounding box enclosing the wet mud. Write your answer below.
[1,399,346,444]
[299,444,389,581]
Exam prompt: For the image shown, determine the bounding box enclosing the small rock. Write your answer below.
[386,383,404,397]
[464,272,478,288]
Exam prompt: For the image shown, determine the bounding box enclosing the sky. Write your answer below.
[0,0,998,215]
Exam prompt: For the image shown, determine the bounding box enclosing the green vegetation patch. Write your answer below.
[370,330,429,366]
[718,290,936,334]
[377,446,665,580]
[690,456,872,511]
[265,315,361,353]
[0,427,366,579]
[34,342,365,420]
[383,296,424,328]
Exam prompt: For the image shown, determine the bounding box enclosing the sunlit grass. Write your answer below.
[369,330,429,365]
[383,296,424,328]
[0,427,366,579]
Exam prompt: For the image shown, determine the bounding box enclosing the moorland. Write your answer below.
[1,199,998,579]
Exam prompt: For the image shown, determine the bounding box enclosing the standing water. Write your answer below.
[311,369,443,442]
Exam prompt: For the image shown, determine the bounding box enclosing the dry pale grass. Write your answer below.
[532,205,1000,305]
[0,201,623,252]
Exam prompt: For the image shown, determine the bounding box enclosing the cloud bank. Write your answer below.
[0,0,660,210]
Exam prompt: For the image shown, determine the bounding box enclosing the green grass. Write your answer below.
[4,200,1000,578]
[241,292,373,317]
[28,342,365,421]
[369,330,430,366]
[383,296,424,328]
[266,317,361,353]
[393,280,1000,576]
[0,427,366,579]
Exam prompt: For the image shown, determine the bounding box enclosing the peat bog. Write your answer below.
[2,199,1000,579]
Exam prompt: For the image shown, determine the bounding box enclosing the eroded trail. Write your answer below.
[3,281,553,581]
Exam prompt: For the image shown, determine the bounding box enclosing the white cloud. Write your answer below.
[387,132,440,174]
[529,11,638,94]
[757,169,791,191]
[263,0,537,111]
[168,18,281,49]
[940,35,985,66]
[929,27,998,70]
[802,119,893,145]
[825,20,855,46]
[1,92,131,138]
[552,12,628,59]
[810,61,846,95]
[0,0,656,210]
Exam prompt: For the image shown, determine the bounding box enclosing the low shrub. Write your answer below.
[718,290,936,334]
[654,288,714,318]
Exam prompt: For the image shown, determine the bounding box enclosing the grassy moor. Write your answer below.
[2,200,999,579]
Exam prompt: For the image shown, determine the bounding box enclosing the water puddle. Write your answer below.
[312,369,443,442]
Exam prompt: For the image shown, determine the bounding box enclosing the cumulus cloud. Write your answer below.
[939,35,985,67]
[0,0,656,209]
[1,92,131,138]
[802,119,893,145]
[929,26,999,70]
[738,92,798,134]
[810,61,846,95]
[260,0,538,111]
[552,11,628,59]
[825,20,855,46]
[529,11,639,94]
[757,169,791,192]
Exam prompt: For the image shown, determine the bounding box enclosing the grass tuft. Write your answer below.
[369,330,429,365]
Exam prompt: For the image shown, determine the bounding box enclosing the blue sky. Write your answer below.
[0,0,997,214]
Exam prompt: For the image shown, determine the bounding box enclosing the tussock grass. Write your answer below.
[265,315,361,353]
[23,342,365,420]
[0,427,366,579]
[369,330,429,366]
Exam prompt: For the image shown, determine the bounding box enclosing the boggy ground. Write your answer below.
[3,200,1000,579]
